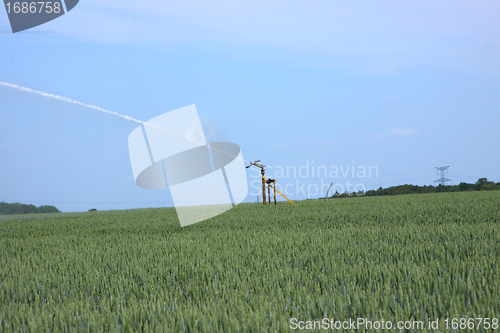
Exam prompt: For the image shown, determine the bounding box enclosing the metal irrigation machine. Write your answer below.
[246,160,294,206]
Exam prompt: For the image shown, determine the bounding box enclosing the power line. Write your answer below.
[449,173,499,183]
[362,175,436,188]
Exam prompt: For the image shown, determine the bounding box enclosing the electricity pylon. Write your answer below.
[434,166,452,186]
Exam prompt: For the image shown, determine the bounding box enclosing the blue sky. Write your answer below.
[1,0,499,212]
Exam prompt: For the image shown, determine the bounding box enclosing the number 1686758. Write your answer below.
[5,2,62,14]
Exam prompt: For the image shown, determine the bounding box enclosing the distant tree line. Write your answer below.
[329,178,500,199]
[0,202,60,215]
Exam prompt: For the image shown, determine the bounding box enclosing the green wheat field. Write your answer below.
[1,191,499,332]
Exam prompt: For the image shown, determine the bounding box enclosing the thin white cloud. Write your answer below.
[378,128,420,138]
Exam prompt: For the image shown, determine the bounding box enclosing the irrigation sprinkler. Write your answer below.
[246,160,294,206]
[268,184,295,205]
[246,160,267,205]
[265,178,276,205]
